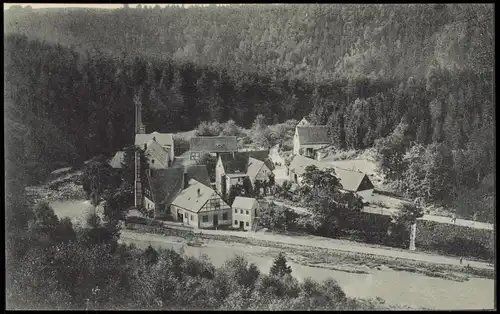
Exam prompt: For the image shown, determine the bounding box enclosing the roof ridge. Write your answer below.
[145,142,168,167]
[297,125,328,128]
[191,136,237,139]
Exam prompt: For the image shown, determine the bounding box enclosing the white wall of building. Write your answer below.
[232,204,256,231]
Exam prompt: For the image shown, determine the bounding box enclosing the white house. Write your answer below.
[231,196,259,231]
[143,165,211,219]
[215,151,274,197]
[143,139,170,169]
[135,132,175,167]
[293,126,331,157]
[246,157,274,190]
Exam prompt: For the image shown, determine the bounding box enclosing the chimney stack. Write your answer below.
[134,151,143,209]
[197,188,201,197]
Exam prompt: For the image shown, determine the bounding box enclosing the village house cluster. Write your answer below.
[110,100,377,231]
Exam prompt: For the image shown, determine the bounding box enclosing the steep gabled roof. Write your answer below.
[246,150,275,171]
[190,136,238,153]
[109,151,125,169]
[185,165,211,187]
[244,150,270,162]
[147,168,185,205]
[145,139,169,168]
[220,153,249,174]
[289,155,372,192]
[135,132,174,148]
[220,150,274,175]
[246,157,265,178]
[322,158,378,176]
[289,154,318,177]
[146,165,212,205]
[232,196,258,211]
[333,167,371,192]
[296,126,330,145]
[171,179,216,213]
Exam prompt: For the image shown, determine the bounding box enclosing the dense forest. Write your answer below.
[4,4,494,219]
[5,4,493,80]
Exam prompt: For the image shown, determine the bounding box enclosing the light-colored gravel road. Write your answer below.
[192,228,493,270]
[119,230,494,310]
[50,200,492,271]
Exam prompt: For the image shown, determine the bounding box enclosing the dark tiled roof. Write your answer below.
[147,168,184,206]
[244,150,270,162]
[296,126,330,145]
[147,165,212,205]
[222,153,248,174]
[245,150,275,171]
[220,150,274,175]
[190,136,238,153]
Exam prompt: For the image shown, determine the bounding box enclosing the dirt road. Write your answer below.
[50,199,492,271]
[191,228,493,270]
[119,230,494,310]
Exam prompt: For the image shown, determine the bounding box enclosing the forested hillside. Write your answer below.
[4,4,493,80]
[4,4,494,221]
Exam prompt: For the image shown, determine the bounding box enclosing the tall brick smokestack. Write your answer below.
[134,94,145,135]
[134,151,143,208]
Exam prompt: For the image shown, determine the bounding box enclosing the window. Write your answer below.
[202,215,208,222]
[223,212,228,220]
[246,222,249,227]
[240,209,243,214]
[234,220,238,225]
[246,210,249,215]
[190,214,193,221]
[151,159,155,164]
[234,209,237,213]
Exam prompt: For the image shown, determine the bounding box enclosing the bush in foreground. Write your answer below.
[6,202,399,310]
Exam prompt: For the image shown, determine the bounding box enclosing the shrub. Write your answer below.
[195,121,223,136]
[270,252,292,277]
